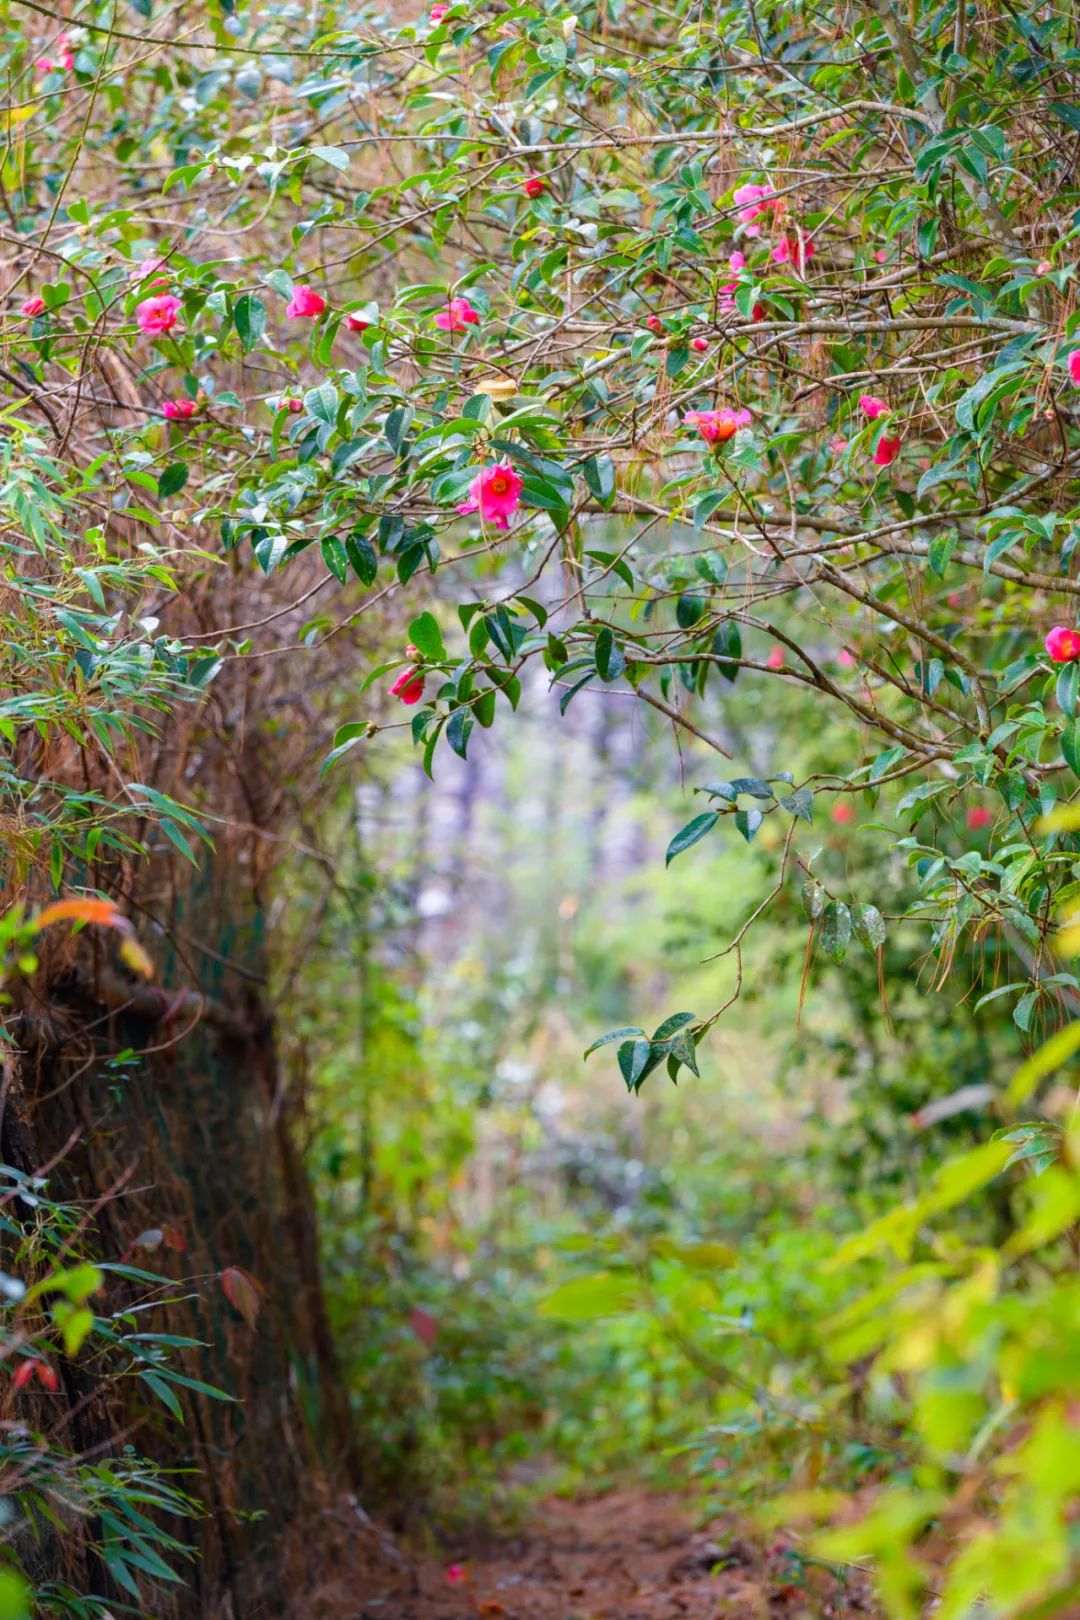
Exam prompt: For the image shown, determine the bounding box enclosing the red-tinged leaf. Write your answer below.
[220,1265,263,1328]
[161,1225,187,1253]
[36,1362,59,1391]
[10,1361,34,1392]
[409,1306,438,1346]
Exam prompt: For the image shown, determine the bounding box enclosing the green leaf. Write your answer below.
[408,611,446,660]
[676,592,705,628]
[262,268,293,299]
[1050,101,1080,133]
[802,880,825,921]
[820,901,852,963]
[651,1011,697,1043]
[447,707,472,758]
[320,537,348,583]
[713,620,741,681]
[157,462,188,499]
[1058,661,1080,718]
[734,808,763,842]
[851,902,886,952]
[1063,719,1080,779]
[304,382,339,426]
[928,533,957,576]
[584,1026,645,1060]
[346,532,378,585]
[666,811,719,865]
[311,144,350,172]
[583,453,615,504]
[232,293,266,353]
[538,1273,639,1320]
[779,788,814,822]
[595,626,627,681]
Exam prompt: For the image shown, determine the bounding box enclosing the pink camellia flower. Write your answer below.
[645,313,664,334]
[457,462,523,530]
[1068,351,1080,386]
[286,284,326,319]
[859,394,890,420]
[1046,625,1080,663]
[37,34,72,71]
[828,435,847,454]
[831,801,854,825]
[389,666,426,704]
[691,336,709,352]
[281,396,303,413]
[766,645,784,670]
[1036,260,1052,276]
[729,250,747,272]
[772,235,814,270]
[685,406,751,445]
[20,295,45,317]
[434,296,480,332]
[136,293,182,334]
[389,645,426,705]
[345,312,371,332]
[873,435,902,467]
[131,256,169,286]
[523,174,546,199]
[162,399,196,420]
[732,180,783,237]
[966,805,993,832]
[446,1565,466,1586]
[874,248,888,264]
[837,649,856,668]
[430,2,448,17]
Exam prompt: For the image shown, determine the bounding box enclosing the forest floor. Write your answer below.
[302,1488,874,1620]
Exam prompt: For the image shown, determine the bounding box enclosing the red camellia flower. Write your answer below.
[766,645,784,669]
[346,313,371,333]
[286,284,326,319]
[20,295,46,317]
[966,806,993,832]
[136,293,182,334]
[1046,625,1080,663]
[645,314,664,334]
[281,396,304,413]
[691,336,709,352]
[162,400,196,420]
[873,435,902,467]
[446,1565,466,1586]
[1069,351,1080,386]
[831,801,854,825]
[523,174,546,199]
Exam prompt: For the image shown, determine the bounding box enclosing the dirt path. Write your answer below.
[302,1489,872,1620]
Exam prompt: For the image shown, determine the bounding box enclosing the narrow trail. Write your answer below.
[310,1490,873,1620]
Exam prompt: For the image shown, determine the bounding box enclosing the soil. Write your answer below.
[294,1488,874,1620]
